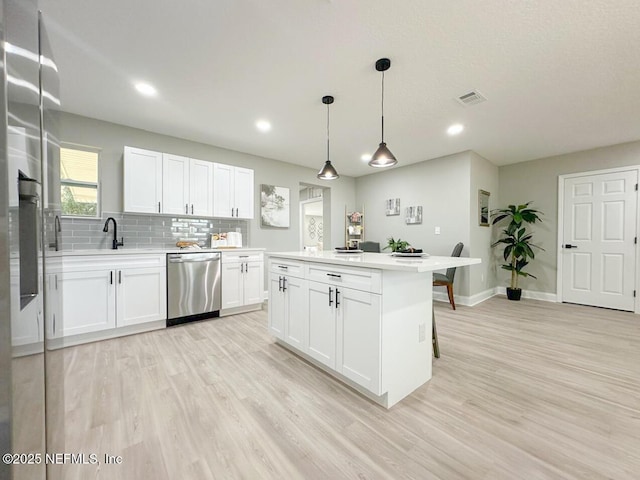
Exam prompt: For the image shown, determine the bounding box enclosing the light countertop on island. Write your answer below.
[266,250,480,272]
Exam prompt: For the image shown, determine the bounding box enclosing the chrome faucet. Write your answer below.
[103,217,124,250]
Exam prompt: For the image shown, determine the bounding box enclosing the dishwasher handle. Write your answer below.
[167,254,221,263]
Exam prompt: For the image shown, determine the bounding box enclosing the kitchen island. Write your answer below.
[267,251,481,408]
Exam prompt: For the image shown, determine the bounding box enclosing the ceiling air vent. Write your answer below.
[456,90,487,106]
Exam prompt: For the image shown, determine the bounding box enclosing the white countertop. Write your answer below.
[62,247,265,256]
[267,251,481,273]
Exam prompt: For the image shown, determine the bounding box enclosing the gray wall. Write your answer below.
[469,151,500,296]
[59,112,357,253]
[355,151,474,296]
[498,140,640,293]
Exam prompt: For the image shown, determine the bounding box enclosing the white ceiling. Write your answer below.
[41,0,640,177]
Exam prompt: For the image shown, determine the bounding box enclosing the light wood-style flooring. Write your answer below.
[59,297,640,479]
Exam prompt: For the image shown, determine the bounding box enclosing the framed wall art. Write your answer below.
[261,184,290,228]
[386,198,400,216]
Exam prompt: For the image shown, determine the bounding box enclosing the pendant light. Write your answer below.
[369,58,397,168]
[317,95,339,180]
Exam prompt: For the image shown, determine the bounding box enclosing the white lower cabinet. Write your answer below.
[61,254,166,341]
[268,272,308,350]
[116,266,167,327]
[269,259,382,395]
[62,269,116,336]
[337,287,381,394]
[307,281,381,393]
[221,251,264,313]
[307,281,337,368]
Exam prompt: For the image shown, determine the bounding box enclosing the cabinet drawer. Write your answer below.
[63,254,165,272]
[306,264,381,294]
[221,250,264,264]
[269,258,305,278]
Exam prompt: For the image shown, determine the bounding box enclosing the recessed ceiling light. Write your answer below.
[256,120,271,132]
[361,154,372,162]
[447,123,464,136]
[135,82,157,97]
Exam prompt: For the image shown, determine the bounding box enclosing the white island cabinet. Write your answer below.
[267,251,481,408]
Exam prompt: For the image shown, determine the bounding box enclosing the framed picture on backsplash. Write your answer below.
[386,198,400,216]
[405,206,422,224]
[479,189,490,226]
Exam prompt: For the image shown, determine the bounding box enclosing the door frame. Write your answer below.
[299,197,324,251]
[556,165,640,313]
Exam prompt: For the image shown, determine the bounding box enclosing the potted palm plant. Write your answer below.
[491,202,543,300]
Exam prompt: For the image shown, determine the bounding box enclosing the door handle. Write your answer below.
[329,287,333,306]
[564,244,578,249]
[335,288,340,309]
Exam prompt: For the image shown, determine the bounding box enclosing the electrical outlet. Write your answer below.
[434,226,441,235]
[418,323,426,342]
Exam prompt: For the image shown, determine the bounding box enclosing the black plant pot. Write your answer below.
[506,287,522,301]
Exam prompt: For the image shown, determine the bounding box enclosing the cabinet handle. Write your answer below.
[277,265,288,270]
[158,202,161,213]
[241,263,245,273]
[236,208,239,217]
[329,287,333,306]
[335,288,340,309]
[282,277,287,291]
[110,271,113,285]
[118,270,122,284]
[244,262,248,273]
[278,276,283,292]
[231,208,234,217]
[55,274,58,290]
[327,273,342,278]
[185,204,189,214]
[191,204,194,214]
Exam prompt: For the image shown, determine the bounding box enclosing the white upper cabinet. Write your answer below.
[124,147,163,214]
[162,153,190,215]
[234,167,254,219]
[124,147,250,219]
[212,163,234,218]
[190,159,214,217]
[213,163,254,219]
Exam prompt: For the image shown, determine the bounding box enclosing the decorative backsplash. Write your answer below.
[60,212,248,251]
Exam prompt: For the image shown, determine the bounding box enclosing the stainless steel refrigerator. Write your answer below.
[0,0,63,478]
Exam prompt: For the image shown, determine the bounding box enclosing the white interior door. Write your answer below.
[561,170,638,311]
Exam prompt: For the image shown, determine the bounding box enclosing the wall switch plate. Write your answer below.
[434,226,441,235]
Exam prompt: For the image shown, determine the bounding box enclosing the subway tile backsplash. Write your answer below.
[60,212,248,251]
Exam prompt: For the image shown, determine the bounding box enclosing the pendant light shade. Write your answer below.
[369,58,397,168]
[317,95,339,180]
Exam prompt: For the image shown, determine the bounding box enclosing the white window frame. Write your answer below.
[60,143,102,219]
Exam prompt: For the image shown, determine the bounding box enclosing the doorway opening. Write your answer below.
[299,184,330,251]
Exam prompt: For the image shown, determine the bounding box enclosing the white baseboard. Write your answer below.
[494,286,558,303]
[433,287,558,307]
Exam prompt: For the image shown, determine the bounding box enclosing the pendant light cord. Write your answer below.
[326,103,330,161]
[381,70,385,143]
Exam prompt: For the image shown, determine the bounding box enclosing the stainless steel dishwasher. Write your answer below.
[167,252,222,326]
